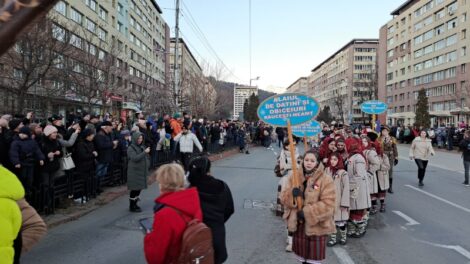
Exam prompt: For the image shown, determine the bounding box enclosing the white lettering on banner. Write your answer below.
[264,111,314,120]
[273,95,299,102]
[269,106,307,114]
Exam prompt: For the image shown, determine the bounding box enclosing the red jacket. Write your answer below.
[144,188,203,264]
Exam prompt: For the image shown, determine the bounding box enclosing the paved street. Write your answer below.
[23,144,470,264]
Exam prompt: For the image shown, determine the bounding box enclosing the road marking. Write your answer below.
[332,247,355,264]
[416,239,470,260]
[398,156,464,174]
[392,210,420,226]
[405,185,470,214]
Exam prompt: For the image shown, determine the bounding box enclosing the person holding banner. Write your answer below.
[347,139,371,238]
[280,150,336,263]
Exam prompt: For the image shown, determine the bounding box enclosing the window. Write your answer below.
[52,24,66,42]
[118,3,123,13]
[117,22,123,32]
[70,34,82,49]
[424,44,433,55]
[130,33,135,43]
[415,49,423,58]
[86,18,96,33]
[89,44,96,55]
[434,54,445,65]
[98,50,105,60]
[462,46,467,56]
[436,0,444,5]
[462,29,467,40]
[98,28,107,41]
[424,15,433,26]
[435,24,445,35]
[415,21,423,31]
[436,9,445,20]
[129,66,134,75]
[130,17,135,26]
[13,68,23,78]
[387,73,393,81]
[70,8,82,24]
[387,49,394,58]
[434,39,446,50]
[447,67,456,78]
[424,29,434,41]
[414,35,423,45]
[424,59,433,69]
[447,34,457,46]
[448,1,458,14]
[99,7,108,21]
[462,64,467,73]
[463,13,467,22]
[54,1,66,16]
[85,0,97,11]
[414,63,423,72]
[447,18,458,29]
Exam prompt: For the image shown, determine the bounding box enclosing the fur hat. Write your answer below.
[43,125,58,137]
[8,119,22,131]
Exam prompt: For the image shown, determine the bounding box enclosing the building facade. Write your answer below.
[308,39,379,124]
[379,0,470,127]
[0,0,167,118]
[233,85,258,120]
[169,38,216,117]
[286,77,308,94]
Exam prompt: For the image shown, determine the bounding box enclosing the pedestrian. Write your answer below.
[409,130,435,187]
[174,125,203,171]
[276,126,285,148]
[325,153,349,247]
[378,125,398,194]
[361,135,380,215]
[280,149,336,264]
[459,130,470,186]
[144,164,203,264]
[127,132,150,212]
[347,138,371,238]
[94,121,116,194]
[376,147,391,212]
[0,165,25,264]
[39,125,63,214]
[187,156,234,264]
[73,129,97,200]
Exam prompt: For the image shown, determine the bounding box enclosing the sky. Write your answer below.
[158,0,406,93]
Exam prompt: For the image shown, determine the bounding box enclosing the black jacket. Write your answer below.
[74,139,96,171]
[190,176,234,264]
[39,136,62,173]
[275,127,285,138]
[9,136,45,167]
[94,131,114,164]
[460,138,470,161]
[210,126,221,143]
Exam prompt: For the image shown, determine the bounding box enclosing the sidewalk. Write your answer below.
[43,146,248,228]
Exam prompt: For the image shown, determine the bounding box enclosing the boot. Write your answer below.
[347,221,356,237]
[388,179,394,194]
[370,204,378,215]
[285,235,293,252]
[134,196,142,211]
[327,232,337,247]
[339,227,347,245]
[380,202,386,213]
[351,222,366,238]
[129,198,142,212]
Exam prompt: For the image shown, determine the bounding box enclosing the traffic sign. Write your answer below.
[360,100,388,115]
[292,120,322,137]
[257,93,319,127]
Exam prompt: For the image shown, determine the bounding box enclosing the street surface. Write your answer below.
[23,144,470,264]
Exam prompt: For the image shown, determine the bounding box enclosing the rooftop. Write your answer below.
[390,0,416,16]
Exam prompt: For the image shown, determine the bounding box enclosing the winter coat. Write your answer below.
[9,136,45,167]
[279,148,300,175]
[409,137,435,160]
[347,154,371,210]
[364,149,380,195]
[17,199,47,253]
[169,119,182,138]
[144,188,203,264]
[39,137,62,173]
[210,126,221,143]
[460,138,470,161]
[0,165,24,264]
[377,154,391,191]
[378,136,398,161]
[174,132,203,153]
[94,130,114,164]
[127,132,149,191]
[191,176,234,264]
[275,127,285,138]
[156,129,166,151]
[280,163,336,236]
[326,168,350,222]
[73,139,96,172]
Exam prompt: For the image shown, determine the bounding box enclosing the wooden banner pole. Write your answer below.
[372,114,376,130]
[287,119,303,210]
[303,132,308,153]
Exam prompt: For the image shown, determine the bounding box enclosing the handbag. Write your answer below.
[60,148,75,171]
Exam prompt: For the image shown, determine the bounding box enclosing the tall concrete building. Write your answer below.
[0,0,167,117]
[286,77,308,94]
[233,85,258,120]
[379,0,470,126]
[308,39,379,124]
[169,38,216,116]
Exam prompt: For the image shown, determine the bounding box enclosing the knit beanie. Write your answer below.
[43,125,58,137]
[8,119,22,131]
[82,128,95,138]
[19,126,31,137]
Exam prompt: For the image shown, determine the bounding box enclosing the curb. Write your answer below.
[45,146,253,228]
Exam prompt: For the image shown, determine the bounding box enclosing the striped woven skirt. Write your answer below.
[292,223,327,261]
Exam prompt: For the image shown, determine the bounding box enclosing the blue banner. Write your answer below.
[257,93,319,127]
[360,100,388,115]
[292,120,322,137]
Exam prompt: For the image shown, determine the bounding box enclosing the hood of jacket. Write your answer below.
[155,187,202,220]
[0,165,24,200]
[131,131,143,146]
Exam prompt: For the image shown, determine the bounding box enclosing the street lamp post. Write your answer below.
[250,76,260,87]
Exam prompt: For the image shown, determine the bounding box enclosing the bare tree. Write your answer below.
[355,68,378,124]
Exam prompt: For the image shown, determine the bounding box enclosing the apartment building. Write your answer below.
[308,39,379,124]
[0,0,167,117]
[233,85,258,120]
[169,38,216,116]
[379,0,470,126]
[286,77,308,94]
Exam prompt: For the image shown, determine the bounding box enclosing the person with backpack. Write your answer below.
[187,156,234,264]
[460,130,470,186]
[144,163,212,264]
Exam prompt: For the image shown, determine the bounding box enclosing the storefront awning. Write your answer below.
[429,111,452,117]
[388,112,415,119]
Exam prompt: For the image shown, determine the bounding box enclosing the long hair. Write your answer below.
[319,137,335,160]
